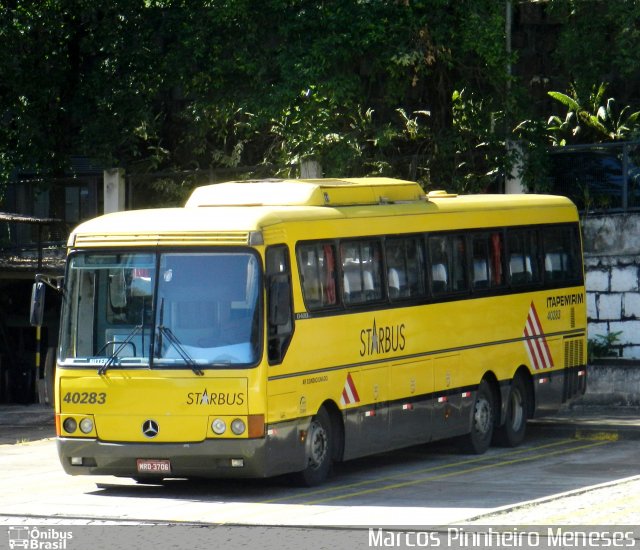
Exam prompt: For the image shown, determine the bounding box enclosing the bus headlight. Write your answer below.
[79,418,94,434]
[62,418,77,434]
[230,418,246,436]
[211,418,227,435]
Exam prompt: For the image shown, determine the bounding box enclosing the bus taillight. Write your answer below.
[248,415,265,438]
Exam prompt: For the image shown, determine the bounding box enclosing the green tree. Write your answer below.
[547,0,640,106]
[0,1,527,203]
[547,83,640,145]
[447,89,507,193]
[0,3,169,185]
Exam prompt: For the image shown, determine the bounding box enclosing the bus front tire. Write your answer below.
[295,407,333,487]
[493,376,527,447]
[459,380,494,455]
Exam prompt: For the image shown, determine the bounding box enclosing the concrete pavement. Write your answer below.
[0,403,639,532]
[0,403,54,444]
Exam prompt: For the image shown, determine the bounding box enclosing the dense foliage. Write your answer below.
[2,1,640,204]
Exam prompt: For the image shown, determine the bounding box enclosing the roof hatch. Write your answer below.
[185,177,427,208]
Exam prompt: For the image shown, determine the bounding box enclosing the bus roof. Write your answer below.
[184,178,575,211]
[69,178,578,248]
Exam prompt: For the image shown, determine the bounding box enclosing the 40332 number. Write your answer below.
[62,391,107,405]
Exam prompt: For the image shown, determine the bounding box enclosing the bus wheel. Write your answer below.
[296,407,333,487]
[459,380,494,454]
[494,376,527,447]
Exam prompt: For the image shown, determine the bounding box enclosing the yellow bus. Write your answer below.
[32,177,587,486]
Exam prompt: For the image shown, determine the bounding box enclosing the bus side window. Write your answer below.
[385,236,425,299]
[470,232,504,290]
[431,263,448,293]
[542,225,582,284]
[471,235,490,289]
[266,245,294,365]
[428,235,450,295]
[507,229,540,285]
[341,240,383,305]
[297,242,338,310]
[451,234,468,292]
[509,254,532,283]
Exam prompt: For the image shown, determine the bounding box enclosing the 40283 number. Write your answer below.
[62,391,107,405]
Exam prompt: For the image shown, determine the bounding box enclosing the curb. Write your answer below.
[461,474,640,524]
[527,419,640,441]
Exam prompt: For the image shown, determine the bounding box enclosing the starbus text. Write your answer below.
[360,319,406,357]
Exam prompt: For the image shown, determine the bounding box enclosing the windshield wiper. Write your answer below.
[154,297,203,375]
[97,324,143,375]
[156,325,204,376]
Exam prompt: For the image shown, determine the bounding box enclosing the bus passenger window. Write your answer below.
[542,226,581,283]
[341,240,383,305]
[451,235,468,291]
[471,236,489,289]
[431,263,448,293]
[507,230,540,285]
[297,243,337,310]
[387,267,402,298]
[385,236,425,299]
[473,258,489,288]
[509,254,532,283]
[545,252,569,280]
[428,235,450,295]
[471,232,504,290]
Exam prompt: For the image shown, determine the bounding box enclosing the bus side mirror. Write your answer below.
[30,281,46,327]
[269,275,292,326]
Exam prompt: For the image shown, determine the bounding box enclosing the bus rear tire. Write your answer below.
[493,375,527,447]
[294,407,333,487]
[459,380,494,454]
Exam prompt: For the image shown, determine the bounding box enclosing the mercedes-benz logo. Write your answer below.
[142,419,159,438]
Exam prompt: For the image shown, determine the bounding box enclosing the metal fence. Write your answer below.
[545,141,640,213]
[0,214,67,273]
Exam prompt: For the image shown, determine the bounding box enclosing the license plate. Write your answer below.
[136,459,172,474]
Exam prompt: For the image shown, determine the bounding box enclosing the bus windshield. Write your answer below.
[60,250,261,369]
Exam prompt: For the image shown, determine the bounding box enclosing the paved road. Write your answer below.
[1,427,638,526]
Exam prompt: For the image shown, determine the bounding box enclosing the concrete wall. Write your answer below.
[572,361,640,407]
[583,214,640,359]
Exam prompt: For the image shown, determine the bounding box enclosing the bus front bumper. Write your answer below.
[56,419,308,479]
